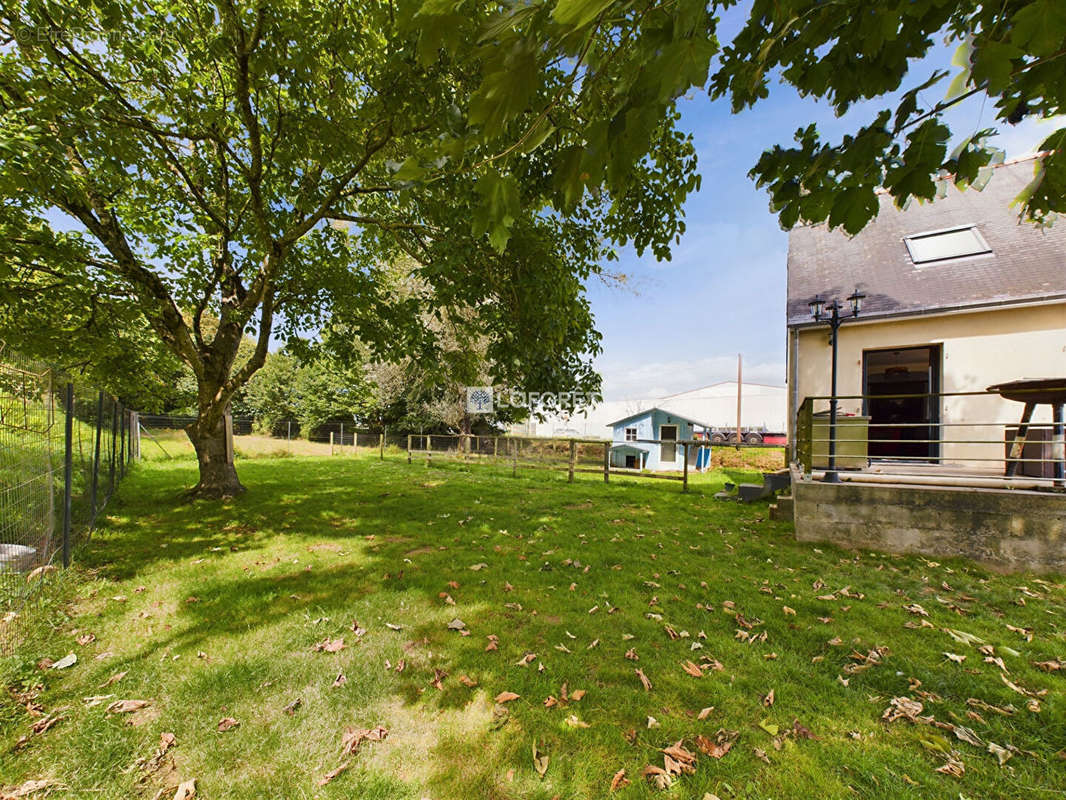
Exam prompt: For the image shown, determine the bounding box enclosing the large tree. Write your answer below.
[0,0,700,495]
[7,1,1058,497]
[532,0,1064,232]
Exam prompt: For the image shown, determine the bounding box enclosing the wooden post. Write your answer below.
[512,438,518,478]
[426,435,431,468]
[682,442,689,493]
[568,439,576,483]
[330,431,334,455]
[340,421,344,449]
[493,436,499,462]
[603,441,610,483]
[407,434,412,464]
[379,431,385,460]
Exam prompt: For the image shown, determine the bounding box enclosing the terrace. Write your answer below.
[790,383,1066,572]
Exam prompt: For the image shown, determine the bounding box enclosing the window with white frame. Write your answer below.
[903,225,991,265]
[625,427,637,442]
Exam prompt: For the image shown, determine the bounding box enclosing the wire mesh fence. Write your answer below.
[0,350,132,652]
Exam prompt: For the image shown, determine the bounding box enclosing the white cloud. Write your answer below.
[597,354,786,401]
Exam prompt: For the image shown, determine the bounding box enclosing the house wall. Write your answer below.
[611,409,696,471]
[788,301,1066,466]
[793,479,1066,573]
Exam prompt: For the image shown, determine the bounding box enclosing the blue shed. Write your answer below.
[606,407,712,472]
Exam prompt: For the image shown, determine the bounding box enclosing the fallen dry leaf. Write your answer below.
[317,762,349,786]
[697,706,714,720]
[610,768,630,792]
[5,779,58,797]
[882,696,923,723]
[106,699,149,715]
[936,755,964,777]
[313,638,345,653]
[570,689,586,701]
[458,675,478,688]
[694,730,736,759]
[532,741,549,777]
[430,668,447,690]
[763,689,775,707]
[99,671,127,688]
[340,725,387,755]
[681,661,702,678]
[635,668,652,692]
[642,764,672,790]
[217,717,239,732]
[172,779,196,799]
[495,691,520,703]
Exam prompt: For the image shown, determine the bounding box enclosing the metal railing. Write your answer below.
[795,387,1066,489]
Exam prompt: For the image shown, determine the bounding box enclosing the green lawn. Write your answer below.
[1,455,1063,799]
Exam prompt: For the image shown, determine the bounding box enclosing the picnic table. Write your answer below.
[986,378,1066,486]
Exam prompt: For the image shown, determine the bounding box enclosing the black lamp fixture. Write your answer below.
[809,288,867,482]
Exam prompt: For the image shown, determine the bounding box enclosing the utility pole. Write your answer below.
[736,353,742,449]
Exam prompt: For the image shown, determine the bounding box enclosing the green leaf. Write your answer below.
[551,0,613,29]
[392,157,427,182]
[472,172,521,252]
[469,43,539,137]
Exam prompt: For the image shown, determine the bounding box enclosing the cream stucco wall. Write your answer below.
[788,301,1066,467]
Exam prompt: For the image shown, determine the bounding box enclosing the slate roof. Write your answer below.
[786,157,1066,327]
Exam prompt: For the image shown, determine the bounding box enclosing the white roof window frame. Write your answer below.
[903,224,992,266]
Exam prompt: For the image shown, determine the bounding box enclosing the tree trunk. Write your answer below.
[186,411,244,498]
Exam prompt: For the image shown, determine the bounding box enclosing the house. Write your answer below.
[787,156,1066,465]
[607,407,709,471]
[658,382,787,442]
[785,155,1066,572]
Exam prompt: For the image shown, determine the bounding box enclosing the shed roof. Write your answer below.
[786,157,1066,327]
[607,406,713,429]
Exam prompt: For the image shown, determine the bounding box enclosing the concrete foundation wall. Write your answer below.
[793,480,1066,573]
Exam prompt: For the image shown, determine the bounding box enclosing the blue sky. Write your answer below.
[587,16,1061,402]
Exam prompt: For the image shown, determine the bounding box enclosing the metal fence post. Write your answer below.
[109,400,118,495]
[90,390,103,524]
[62,382,74,568]
[119,404,126,478]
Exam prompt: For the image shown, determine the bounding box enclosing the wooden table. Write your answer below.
[986,378,1066,486]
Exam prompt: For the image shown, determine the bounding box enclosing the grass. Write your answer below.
[1,452,1063,799]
